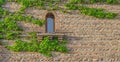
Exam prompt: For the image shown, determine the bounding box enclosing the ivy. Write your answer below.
[32,19,45,26]
[6,39,29,52]
[3,17,23,31]
[18,0,44,7]
[9,13,45,26]
[0,0,68,57]
[106,0,118,4]
[65,4,78,10]
[70,0,83,4]
[28,32,37,39]
[0,0,9,16]
[0,4,45,41]
[5,0,119,19]
[6,36,68,57]
[0,0,5,6]
[0,41,2,45]
[0,0,119,57]
[8,0,44,7]
[69,0,119,4]
[0,33,4,39]
[5,32,21,40]
[8,0,44,12]
[0,22,5,33]
[39,37,68,56]
[0,16,23,40]
[0,13,45,40]
[0,7,9,16]
[19,6,26,13]
[1,13,45,26]
[79,6,117,19]
[65,4,117,19]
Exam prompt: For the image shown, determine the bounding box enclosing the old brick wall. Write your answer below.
[1,2,120,62]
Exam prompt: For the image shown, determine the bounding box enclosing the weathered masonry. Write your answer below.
[0,1,120,62]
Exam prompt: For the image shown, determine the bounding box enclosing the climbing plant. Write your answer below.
[0,12,45,42]
[6,35,68,57]
[0,0,9,16]
[0,17,22,40]
[0,0,119,57]
[6,0,119,19]
[69,0,119,4]
[0,0,5,6]
[0,41,2,45]
[65,4,117,19]
[5,13,45,26]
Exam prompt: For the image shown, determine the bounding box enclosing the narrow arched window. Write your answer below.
[46,13,55,33]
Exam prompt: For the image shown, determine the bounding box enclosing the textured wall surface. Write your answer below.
[0,2,120,62]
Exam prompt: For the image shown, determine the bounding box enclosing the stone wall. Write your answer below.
[0,2,120,62]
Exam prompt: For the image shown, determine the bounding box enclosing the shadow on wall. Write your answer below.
[67,36,83,41]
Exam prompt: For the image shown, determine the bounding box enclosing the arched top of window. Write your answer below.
[46,12,54,19]
[46,12,55,33]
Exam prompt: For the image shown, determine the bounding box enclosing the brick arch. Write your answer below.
[43,11,58,19]
[46,12,55,18]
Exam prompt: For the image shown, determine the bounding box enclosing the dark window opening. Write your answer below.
[46,13,55,33]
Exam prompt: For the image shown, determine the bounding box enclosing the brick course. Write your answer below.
[0,2,120,62]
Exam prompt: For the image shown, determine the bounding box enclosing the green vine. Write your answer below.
[0,0,6,6]
[5,32,21,40]
[0,41,2,45]
[79,6,117,19]
[0,7,9,16]
[70,0,119,4]
[8,0,44,13]
[6,35,68,57]
[6,0,118,19]
[0,13,45,41]
[0,17,22,40]
[0,0,9,16]
[0,0,69,57]
[65,4,117,19]
[6,13,45,26]
[28,32,37,39]
[0,0,119,57]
